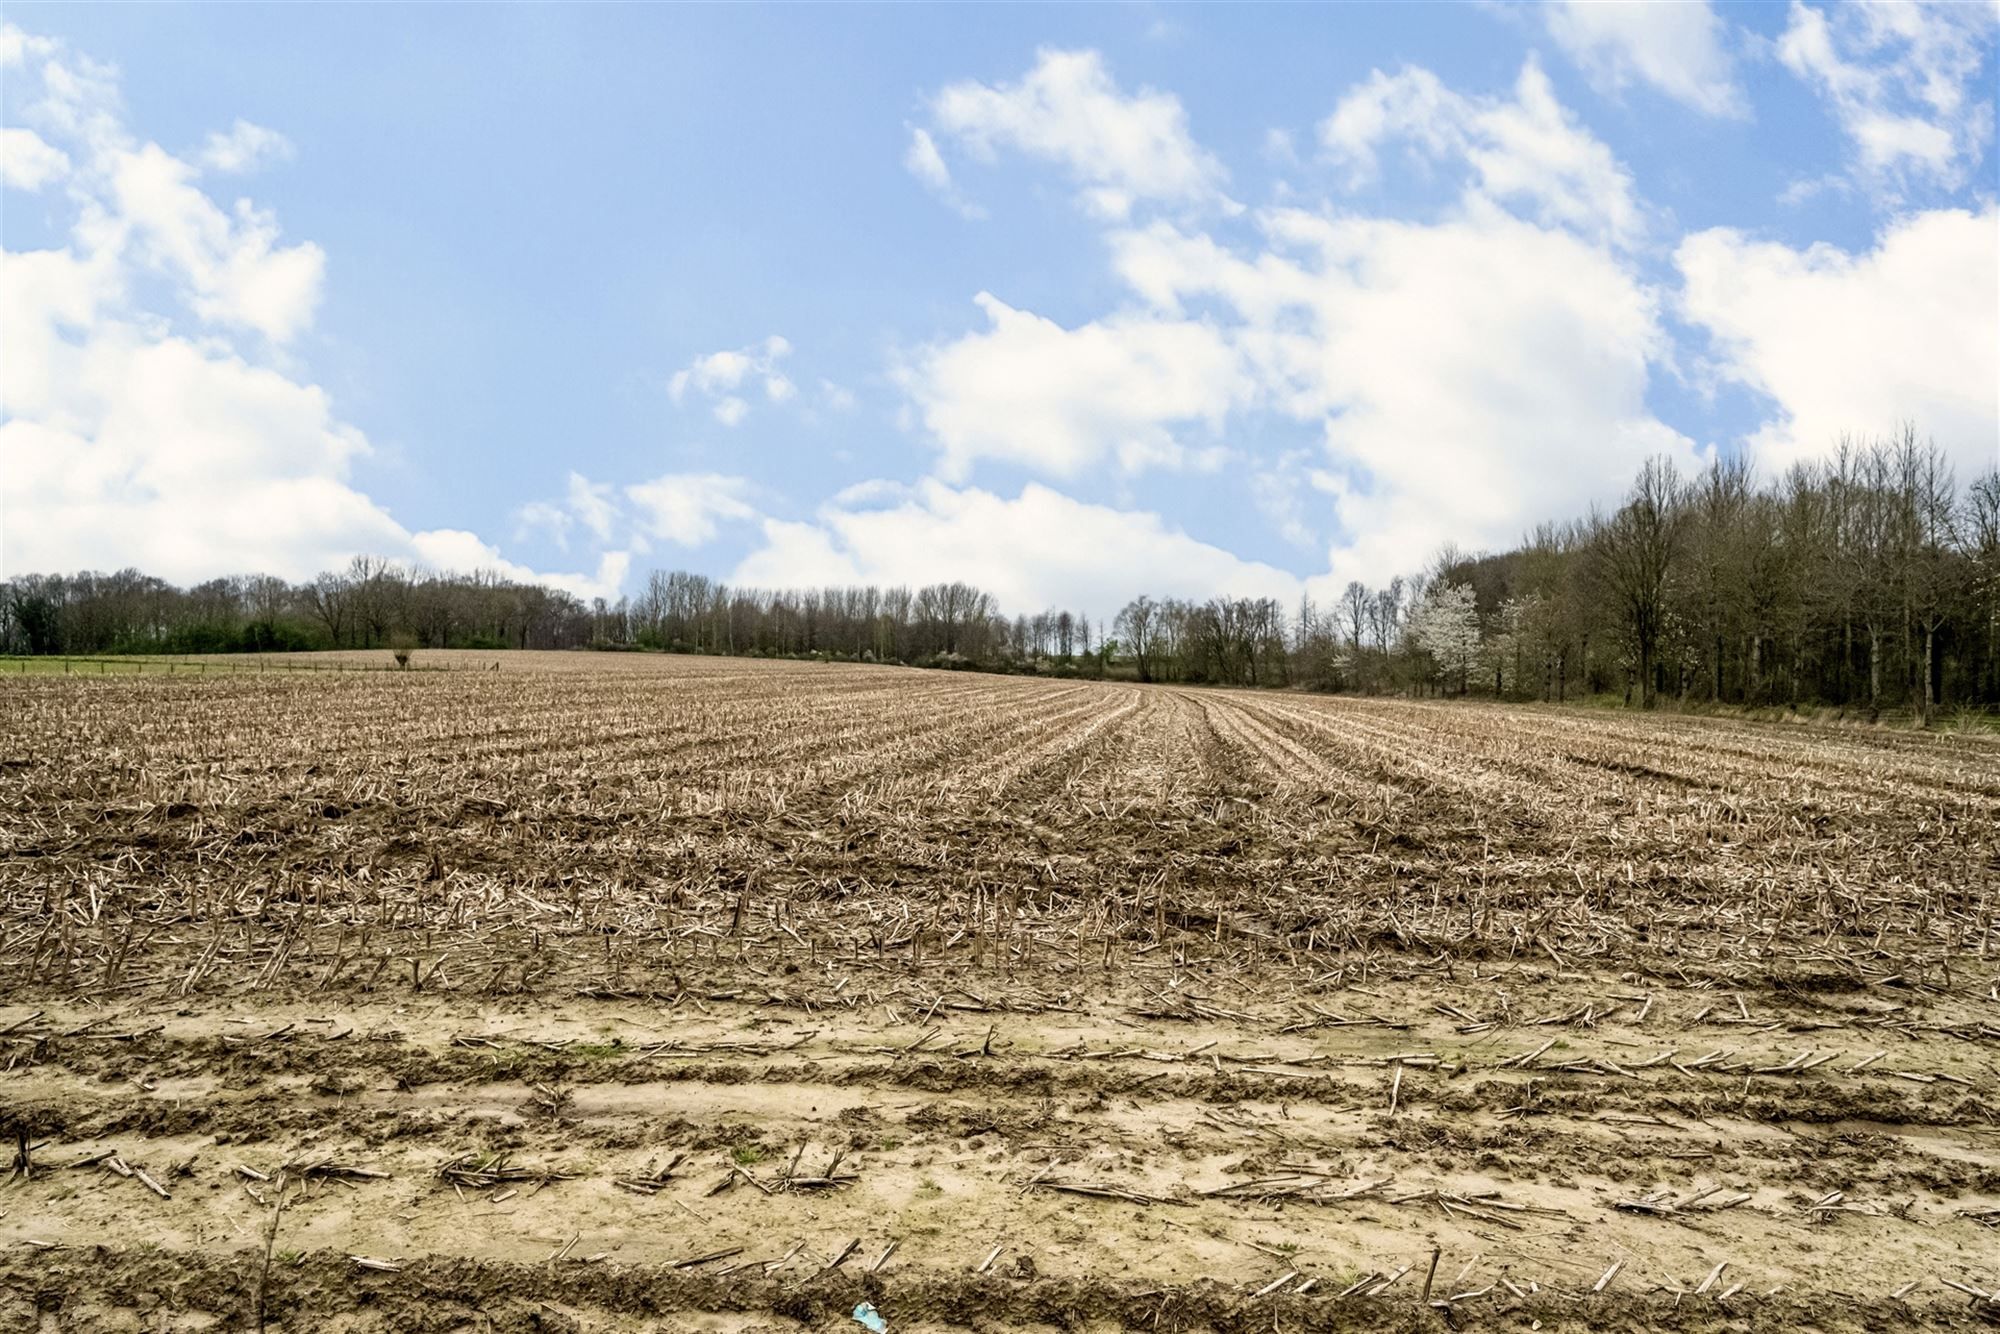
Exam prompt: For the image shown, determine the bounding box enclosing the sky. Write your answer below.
[2,3,1996,618]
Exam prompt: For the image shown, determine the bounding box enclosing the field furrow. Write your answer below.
[3,652,1997,1332]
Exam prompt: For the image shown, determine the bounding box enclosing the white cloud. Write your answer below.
[1775,173,1851,207]
[1777,1,1998,196]
[1320,56,1646,248]
[17,28,123,150]
[904,126,951,192]
[899,292,1244,480]
[1544,0,1747,118]
[1249,450,1325,550]
[0,125,69,190]
[0,26,620,600]
[565,472,620,542]
[509,470,757,561]
[1677,206,1999,480]
[110,142,324,343]
[894,57,1693,588]
[1103,207,1702,585]
[904,126,986,218]
[514,472,622,551]
[3,309,403,581]
[198,118,295,174]
[4,24,323,345]
[667,335,795,425]
[924,47,1232,219]
[0,257,625,596]
[820,379,857,412]
[733,479,1302,618]
[513,499,572,548]
[410,531,630,603]
[623,473,759,546]
[676,351,747,395]
[0,23,57,69]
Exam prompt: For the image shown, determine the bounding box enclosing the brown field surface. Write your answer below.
[3,651,1998,1332]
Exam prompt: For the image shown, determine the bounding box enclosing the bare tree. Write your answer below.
[1593,457,1687,708]
[303,571,352,648]
[1965,470,2000,702]
[1115,596,1160,682]
[1892,428,1962,725]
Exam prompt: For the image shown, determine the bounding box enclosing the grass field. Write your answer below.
[3,651,1997,1331]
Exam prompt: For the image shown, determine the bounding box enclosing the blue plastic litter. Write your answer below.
[852,1302,888,1333]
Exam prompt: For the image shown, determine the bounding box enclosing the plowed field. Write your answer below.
[3,652,1997,1332]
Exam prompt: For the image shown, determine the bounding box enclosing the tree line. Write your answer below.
[0,558,1115,675]
[1273,428,1999,723]
[5,427,1995,719]
[0,559,601,656]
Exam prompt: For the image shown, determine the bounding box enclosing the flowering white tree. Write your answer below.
[1411,581,1481,695]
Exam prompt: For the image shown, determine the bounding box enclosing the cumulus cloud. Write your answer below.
[1777,1,1998,197]
[1320,55,1646,249]
[0,125,69,190]
[899,292,1243,480]
[1677,206,1999,480]
[894,57,1692,588]
[733,480,1303,618]
[904,126,951,193]
[623,473,760,546]
[512,470,761,554]
[1106,209,1701,585]
[1249,451,1330,550]
[922,47,1232,219]
[514,472,620,551]
[0,25,619,599]
[1,24,324,345]
[111,142,325,343]
[512,499,572,548]
[0,24,57,68]
[667,335,795,425]
[3,313,405,580]
[1544,0,1747,118]
[197,118,295,174]
[410,531,631,603]
[903,126,984,218]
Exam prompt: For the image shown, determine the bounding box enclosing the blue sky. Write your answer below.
[3,3,1995,616]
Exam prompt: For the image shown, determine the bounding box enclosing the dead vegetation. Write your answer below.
[1,651,1996,1331]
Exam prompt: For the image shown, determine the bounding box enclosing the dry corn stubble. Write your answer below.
[2,649,1997,1331]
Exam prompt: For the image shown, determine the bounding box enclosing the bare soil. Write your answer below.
[2,652,1996,1331]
